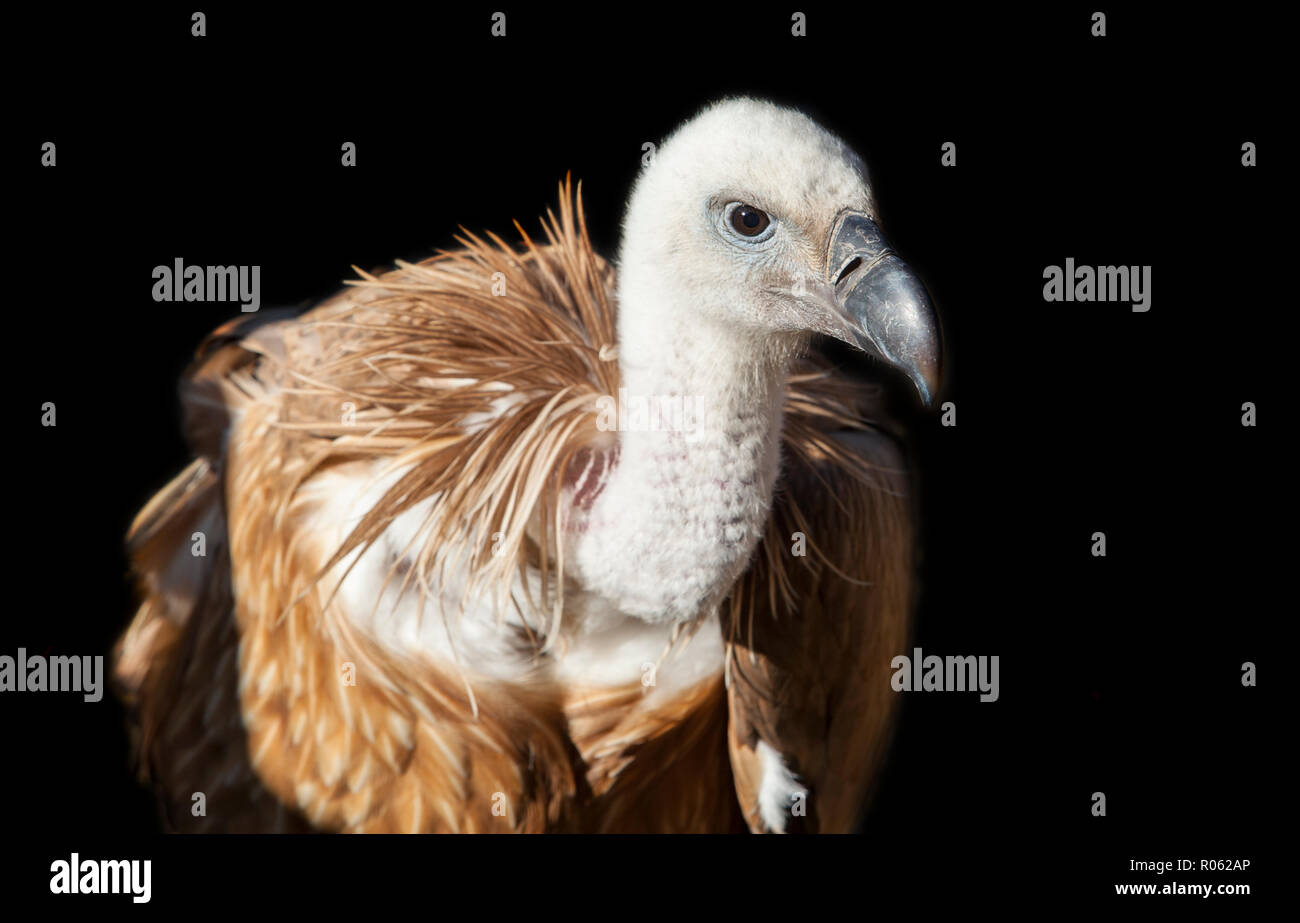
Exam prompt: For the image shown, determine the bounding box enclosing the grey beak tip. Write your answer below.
[913,375,935,408]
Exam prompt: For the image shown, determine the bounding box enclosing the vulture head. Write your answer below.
[618,97,941,403]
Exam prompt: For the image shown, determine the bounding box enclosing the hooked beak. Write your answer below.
[825,210,942,405]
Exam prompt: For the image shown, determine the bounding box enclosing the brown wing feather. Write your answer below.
[116,329,317,831]
[723,394,915,833]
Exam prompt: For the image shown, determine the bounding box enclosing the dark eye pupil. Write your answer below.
[730,205,769,237]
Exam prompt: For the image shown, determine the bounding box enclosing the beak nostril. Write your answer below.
[833,256,862,288]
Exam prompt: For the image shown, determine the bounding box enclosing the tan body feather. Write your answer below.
[115,181,914,833]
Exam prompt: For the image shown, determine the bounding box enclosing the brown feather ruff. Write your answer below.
[114,177,914,832]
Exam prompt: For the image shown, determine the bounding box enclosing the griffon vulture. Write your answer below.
[115,98,942,833]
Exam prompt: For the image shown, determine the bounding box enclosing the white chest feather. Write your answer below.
[296,463,725,698]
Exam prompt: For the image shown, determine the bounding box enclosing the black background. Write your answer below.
[6,3,1281,908]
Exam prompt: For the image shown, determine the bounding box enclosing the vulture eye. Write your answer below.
[728,203,771,238]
